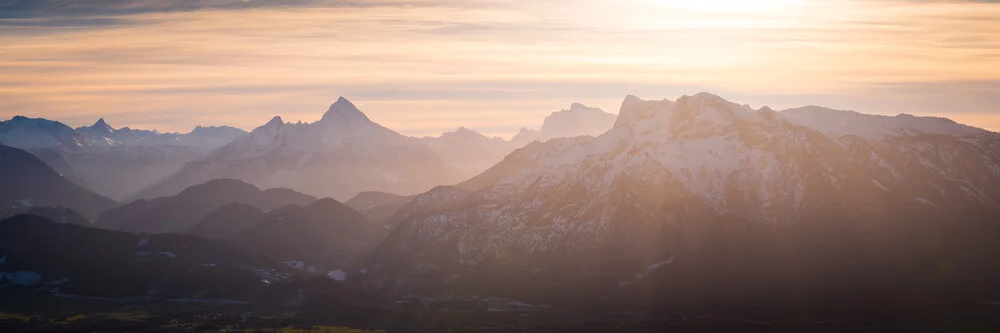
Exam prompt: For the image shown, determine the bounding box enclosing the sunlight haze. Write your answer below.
[1,0,998,137]
[4,1,1000,331]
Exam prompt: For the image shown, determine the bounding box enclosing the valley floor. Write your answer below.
[2,295,1000,332]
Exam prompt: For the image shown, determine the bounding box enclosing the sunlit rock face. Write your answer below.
[360,93,1000,302]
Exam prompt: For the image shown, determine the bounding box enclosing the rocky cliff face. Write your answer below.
[358,93,1000,301]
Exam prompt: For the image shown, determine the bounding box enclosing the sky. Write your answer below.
[1,0,999,138]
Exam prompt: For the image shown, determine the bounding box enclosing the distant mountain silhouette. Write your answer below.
[74,118,246,148]
[0,145,116,219]
[137,97,464,201]
[510,103,616,147]
[419,104,618,180]
[96,178,315,234]
[420,127,510,179]
[1,115,247,201]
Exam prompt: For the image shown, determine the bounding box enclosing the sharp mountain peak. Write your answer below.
[265,116,284,127]
[322,96,370,123]
[90,118,114,132]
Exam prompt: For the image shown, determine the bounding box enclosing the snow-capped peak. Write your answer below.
[171,97,464,200]
[6,115,58,127]
[90,118,114,133]
[215,97,425,165]
[0,115,86,149]
[75,118,122,146]
[321,97,370,124]
[232,116,289,156]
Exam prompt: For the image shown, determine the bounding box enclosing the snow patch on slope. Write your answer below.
[327,270,347,281]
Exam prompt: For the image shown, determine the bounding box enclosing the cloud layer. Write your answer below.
[1,0,998,136]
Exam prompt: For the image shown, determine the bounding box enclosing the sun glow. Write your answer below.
[2,0,999,134]
[646,0,806,14]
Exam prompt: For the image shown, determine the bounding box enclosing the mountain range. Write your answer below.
[420,103,617,179]
[132,98,617,201]
[132,98,466,201]
[4,92,1000,311]
[359,93,1000,301]
[0,116,247,200]
[75,118,246,148]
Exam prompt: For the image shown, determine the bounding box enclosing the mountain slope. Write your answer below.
[24,147,88,187]
[0,145,116,219]
[96,178,316,234]
[269,198,372,239]
[185,203,266,239]
[360,92,1000,301]
[345,191,415,223]
[74,118,117,145]
[138,97,464,200]
[0,214,294,300]
[189,198,378,271]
